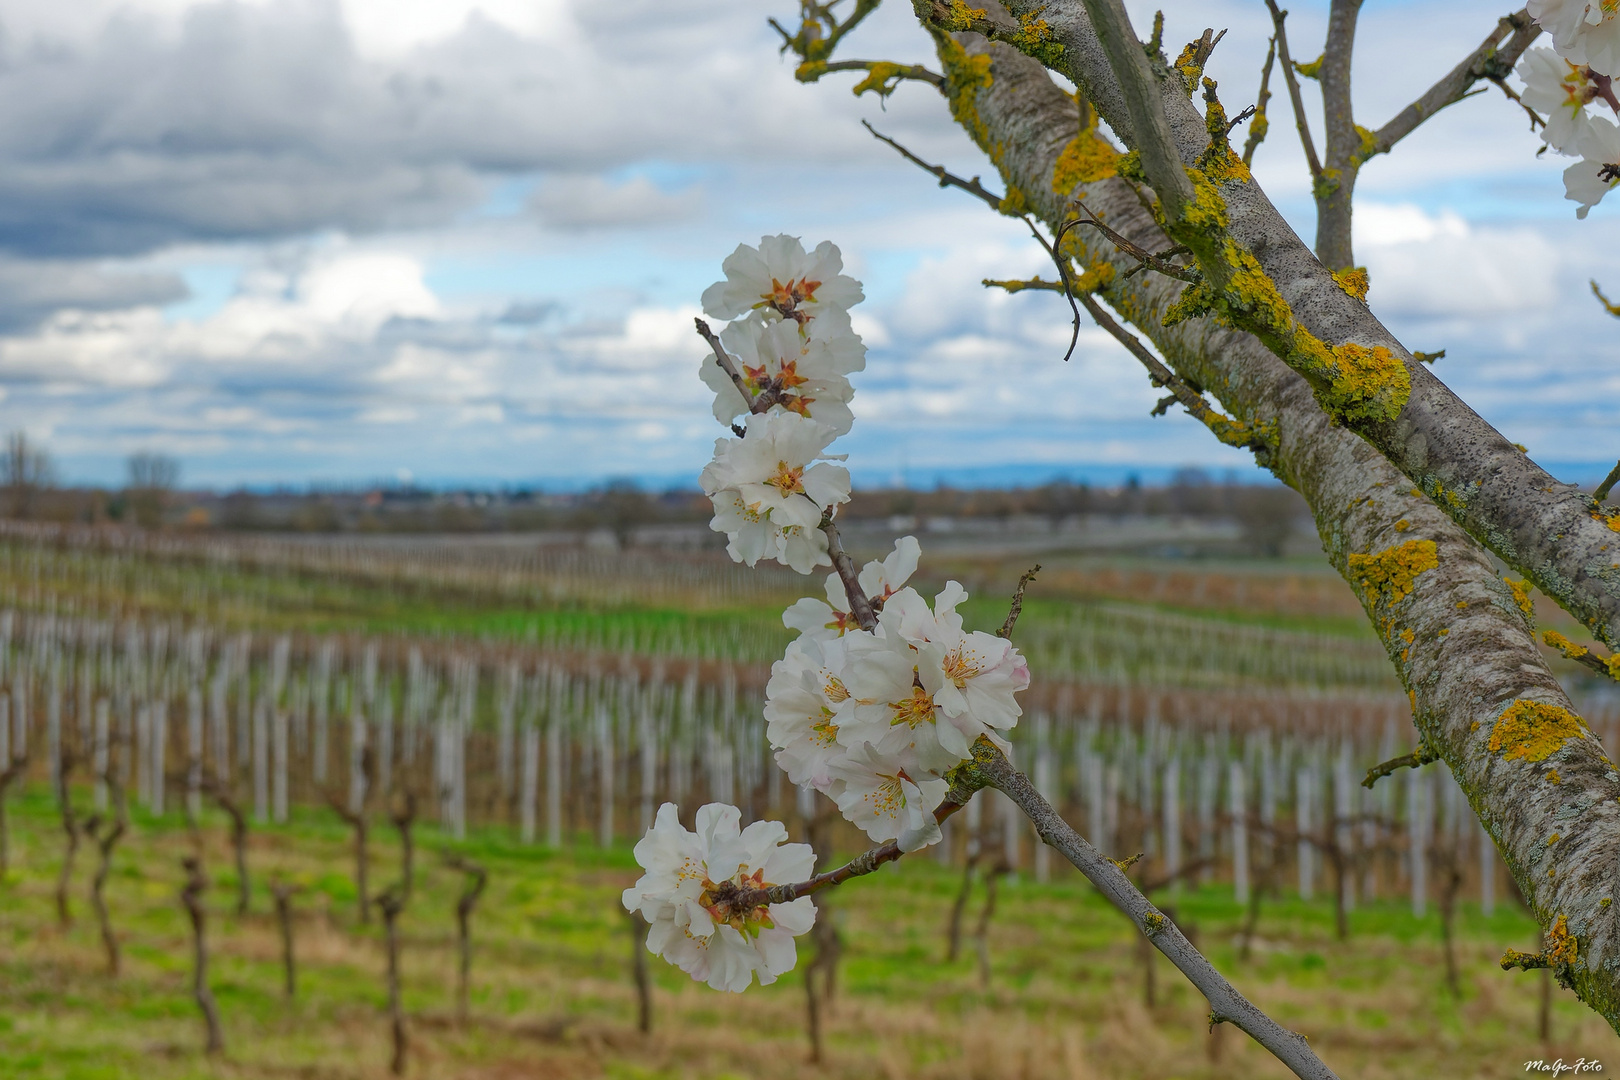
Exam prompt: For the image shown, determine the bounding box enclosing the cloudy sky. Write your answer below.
[0,0,1612,491]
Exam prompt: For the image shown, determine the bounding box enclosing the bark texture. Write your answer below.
[989,0,1620,656]
[922,21,1620,1030]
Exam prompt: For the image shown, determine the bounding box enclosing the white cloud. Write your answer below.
[1356,203,1559,317]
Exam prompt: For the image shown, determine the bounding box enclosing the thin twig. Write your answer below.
[1020,216,1085,361]
[724,798,968,910]
[1243,35,1278,166]
[1068,199,1200,283]
[863,121,1004,211]
[821,59,945,90]
[1262,0,1323,178]
[998,564,1041,639]
[696,318,776,414]
[1362,744,1437,789]
[818,510,877,631]
[977,739,1339,1080]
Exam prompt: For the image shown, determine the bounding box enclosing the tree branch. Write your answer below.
[1242,35,1277,167]
[1362,744,1437,789]
[977,744,1338,1080]
[998,564,1040,638]
[819,510,877,631]
[863,121,1005,210]
[1370,10,1540,156]
[819,59,946,92]
[1263,0,1324,179]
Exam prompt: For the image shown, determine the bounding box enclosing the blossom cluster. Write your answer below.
[698,236,866,572]
[767,537,1031,852]
[622,803,817,992]
[1520,2,1620,216]
[627,237,1030,993]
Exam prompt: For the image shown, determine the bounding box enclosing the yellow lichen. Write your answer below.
[1596,510,1620,533]
[1347,539,1438,603]
[1543,629,1589,660]
[1548,914,1578,968]
[1006,12,1064,66]
[851,61,906,98]
[1319,341,1411,425]
[1354,123,1380,162]
[936,0,988,31]
[1608,653,1620,682]
[1333,266,1369,301]
[1294,54,1324,79]
[795,59,828,82]
[1507,578,1535,624]
[1394,519,1411,532]
[1401,627,1416,644]
[1546,769,1562,784]
[1488,700,1585,764]
[1173,42,1205,93]
[1051,130,1120,192]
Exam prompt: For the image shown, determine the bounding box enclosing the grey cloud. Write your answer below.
[0,257,186,330]
[528,175,702,231]
[0,0,898,260]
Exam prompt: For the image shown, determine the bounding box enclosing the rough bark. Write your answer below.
[915,23,1620,1031]
[987,0,1620,658]
[1314,0,1362,271]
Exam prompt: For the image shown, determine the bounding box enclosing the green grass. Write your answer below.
[0,785,1614,1079]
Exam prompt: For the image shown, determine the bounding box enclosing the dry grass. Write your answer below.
[0,790,1615,1079]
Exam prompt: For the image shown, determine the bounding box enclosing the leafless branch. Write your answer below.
[1362,744,1438,788]
[862,121,1005,211]
[1243,35,1278,166]
[1263,0,1323,178]
[1371,10,1541,156]
[998,564,1041,639]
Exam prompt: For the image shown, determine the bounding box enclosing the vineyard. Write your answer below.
[0,523,1614,1078]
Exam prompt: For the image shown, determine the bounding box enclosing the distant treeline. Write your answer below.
[0,466,1310,548]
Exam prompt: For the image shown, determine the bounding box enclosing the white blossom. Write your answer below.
[622,803,817,993]
[1566,115,1620,216]
[1519,46,1610,153]
[782,536,922,640]
[702,235,864,332]
[701,412,850,574]
[1529,0,1620,77]
[764,634,856,790]
[700,316,861,436]
[826,742,949,852]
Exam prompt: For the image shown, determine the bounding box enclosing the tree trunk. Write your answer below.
[378,888,407,1077]
[272,881,299,999]
[937,23,1620,1029]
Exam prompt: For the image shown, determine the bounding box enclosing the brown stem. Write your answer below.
[325,789,370,925]
[444,854,487,1026]
[377,885,408,1076]
[1362,745,1437,789]
[998,564,1041,639]
[978,741,1339,1080]
[202,774,250,916]
[55,752,79,928]
[271,878,302,999]
[181,856,224,1056]
[818,513,877,632]
[627,910,653,1034]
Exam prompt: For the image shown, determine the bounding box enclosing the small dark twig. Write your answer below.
[1242,35,1278,166]
[999,565,1041,640]
[1263,0,1323,178]
[819,510,878,632]
[863,120,1004,211]
[444,854,488,1027]
[1225,104,1256,134]
[1362,744,1437,789]
[696,318,775,414]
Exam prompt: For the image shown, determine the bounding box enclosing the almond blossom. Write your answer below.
[826,742,950,852]
[622,803,817,992]
[1529,0,1620,78]
[702,235,864,332]
[701,411,850,574]
[1567,115,1620,216]
[700,316,862,436]
[783,536,922,640]
[1519,46,1613,153]
[764,634,857,790]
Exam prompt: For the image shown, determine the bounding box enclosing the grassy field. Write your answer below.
[0,786,1614,1080]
